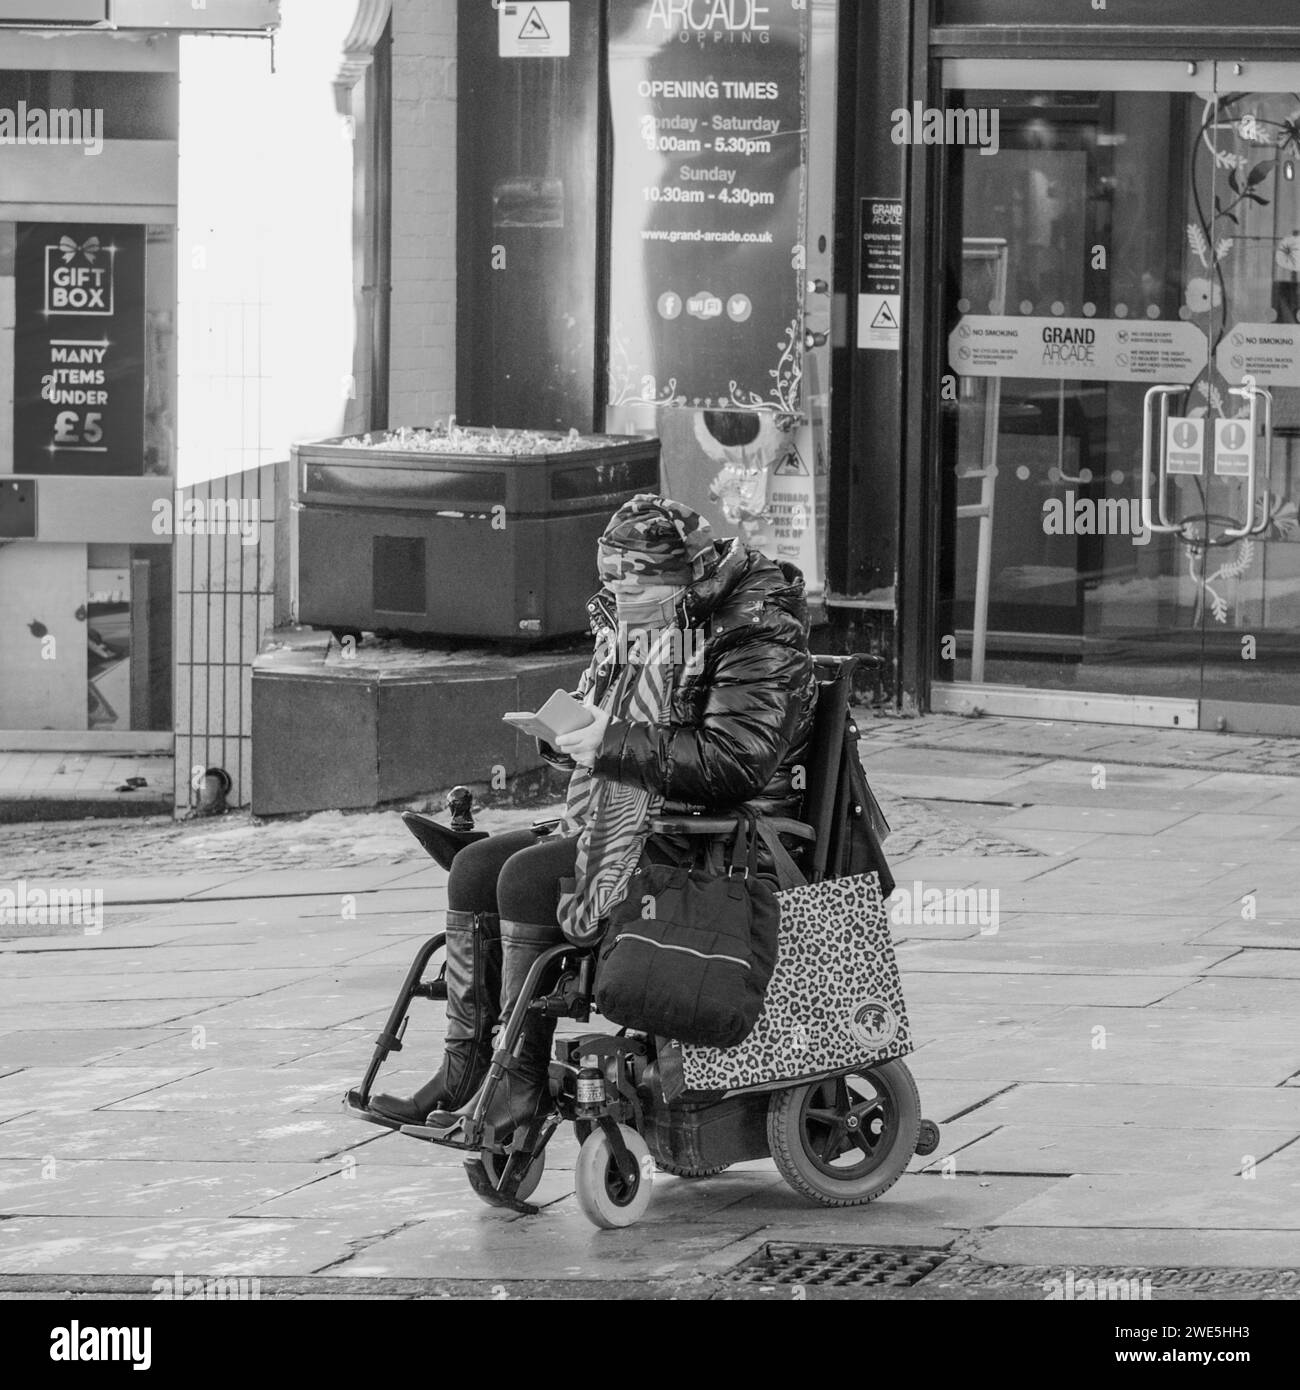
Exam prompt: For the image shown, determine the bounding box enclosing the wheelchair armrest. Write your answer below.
[651,815,816,842]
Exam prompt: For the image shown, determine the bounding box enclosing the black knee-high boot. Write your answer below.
[424,918,558,1144]
[370,910,502,1125]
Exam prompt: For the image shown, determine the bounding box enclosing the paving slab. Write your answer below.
[0,1109,374,1164]
[104,1068,353,1115]
[0,1159,329,1219]
[903,971,1186,1009]
[0,935,405,977]
[1017,761,1219,791]
[986,912,1224,943]
[0,1216,373,1276]
[1152,976,1300,1010]
[79,874,249,905]
[920,1124,1295,1177]
[992,781,1263,815]
[176,990,389,1031]
[971,828,1102,856]
[889,856,1053,882]
[0,1065,211,1114]
[854,748,1045,779]
[0,967,316,1007]
[989,806,1195,836]
[323,1207,768,1282]
[966,1225,1300,1269]
[992,1173,1300,1229]
[117,1028,370,1069]
[1204,948,1300,978]
[895,941,1235,976]
[1198,920,1300,947]
[0,1029,183,1068]
[187,866,435,900]
[0,999,238,1032]
[907,1030,1297,1087]
[948,1082,1300,1130]
[709,1172,1062,1233]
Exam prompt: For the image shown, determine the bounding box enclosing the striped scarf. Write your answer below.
[557,623,679,945]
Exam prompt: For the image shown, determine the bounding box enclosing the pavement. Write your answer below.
[0,710,1298,1300]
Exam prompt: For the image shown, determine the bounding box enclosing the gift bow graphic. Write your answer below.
[58,235,100,264]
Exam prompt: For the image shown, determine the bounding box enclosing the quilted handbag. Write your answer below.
[595,813,780,1048]
[679,870,912,1092]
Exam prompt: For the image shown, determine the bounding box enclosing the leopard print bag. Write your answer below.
[679,871,911,1093]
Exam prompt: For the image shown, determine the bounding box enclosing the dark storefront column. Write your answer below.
[455,0,606,433]
[829,0,931,708]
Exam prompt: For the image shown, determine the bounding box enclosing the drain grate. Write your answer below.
[922,1260,1300,1297]
[724,1243,949,1288]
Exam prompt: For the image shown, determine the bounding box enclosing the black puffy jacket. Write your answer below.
[550,538,817,816]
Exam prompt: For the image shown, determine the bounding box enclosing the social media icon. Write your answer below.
[726,293,753,322]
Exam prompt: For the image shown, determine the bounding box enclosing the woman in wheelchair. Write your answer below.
[368,493,818,1144]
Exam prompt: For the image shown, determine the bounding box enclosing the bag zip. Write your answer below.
[610,932,752,970]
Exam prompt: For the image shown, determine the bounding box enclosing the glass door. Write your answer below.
[934,58,1300,734]
[1194,62,1300,733]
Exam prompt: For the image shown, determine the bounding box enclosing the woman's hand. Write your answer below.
[553,704,612,768]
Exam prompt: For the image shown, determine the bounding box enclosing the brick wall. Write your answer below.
[388,0,457,425]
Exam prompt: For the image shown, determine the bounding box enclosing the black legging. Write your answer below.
[446,828,579,927]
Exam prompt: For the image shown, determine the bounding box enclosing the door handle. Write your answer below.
[1224,380,1270,539]
[1140,385,1185,534]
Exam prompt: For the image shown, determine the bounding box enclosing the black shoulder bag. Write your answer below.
[594,811,781,1048]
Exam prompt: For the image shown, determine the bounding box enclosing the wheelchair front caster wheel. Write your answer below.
[475,1146,544,1205]
[915,1119,941,1157]
[574,1124,654,1229]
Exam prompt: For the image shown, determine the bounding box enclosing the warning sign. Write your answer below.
[858,294,901,350]
[774,443,809,476]
[1213,417,1253,478]
[1165,416,1204,476]
[499,2,570,57]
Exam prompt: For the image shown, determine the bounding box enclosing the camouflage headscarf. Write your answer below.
[597,494,716,585]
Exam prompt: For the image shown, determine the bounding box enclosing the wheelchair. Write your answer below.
[344,655,940,1229]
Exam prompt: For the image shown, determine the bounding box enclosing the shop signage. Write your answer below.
[605,0,807,412]
[948,314,1204,384]
[858,195,902,351]
[13,222,146,477]
[1214,322,1300,386]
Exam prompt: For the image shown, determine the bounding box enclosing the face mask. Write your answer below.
[614,588,681,629]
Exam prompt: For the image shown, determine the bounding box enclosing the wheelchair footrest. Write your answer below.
[342,1090,403,1129]
[397,1120,479,1149]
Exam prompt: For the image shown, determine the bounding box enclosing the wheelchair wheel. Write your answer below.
[477,1146,544,1204]
[574,1124,654,1229]
[655,1161,729,1178]
[767,1060,920,1207]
